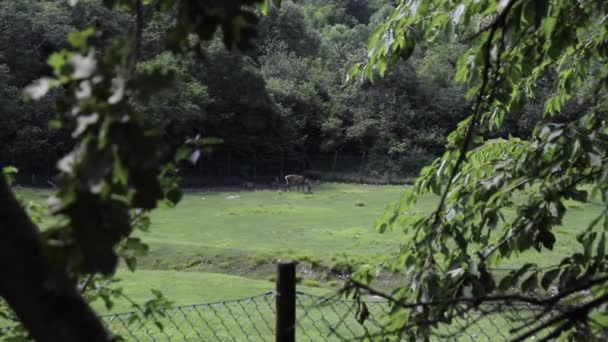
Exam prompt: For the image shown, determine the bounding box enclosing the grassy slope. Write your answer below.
[141,183,410,259]
[16,183,601,308]
[97,270,329,314]
[139,183,600,270]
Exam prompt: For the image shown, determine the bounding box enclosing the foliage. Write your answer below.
[351,0,608,340]
[0,0,281,339]
[1,0,469,182]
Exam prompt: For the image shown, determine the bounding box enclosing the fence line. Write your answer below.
[1,262,561,341]
[101,292,276,341]
[0,291,559,341]
[98,292,559,341]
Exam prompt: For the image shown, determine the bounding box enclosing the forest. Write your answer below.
[2,0,471,184]
[3,0,591,184]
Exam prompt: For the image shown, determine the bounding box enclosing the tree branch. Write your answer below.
[348,275,608,309]
[512,293,608,342]
[128,0,144,73]
[0,175,112,341]
[431,0,519,229]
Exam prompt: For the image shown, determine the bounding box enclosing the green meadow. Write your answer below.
[17,182,600,312]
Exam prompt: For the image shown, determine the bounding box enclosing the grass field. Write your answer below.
[11,183,601,340]
[18,183,601,302]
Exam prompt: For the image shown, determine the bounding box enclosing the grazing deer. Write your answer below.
[285,174,311,193]
[242,181,255,190]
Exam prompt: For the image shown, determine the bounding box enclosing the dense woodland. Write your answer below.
[2,0,591,184]
[1,0,469,184]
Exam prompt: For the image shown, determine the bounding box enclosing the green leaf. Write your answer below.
[521,272,538,292]
[125,257,137,272]
[347,63,362,82]
[377,59,387,77]
[498,275,515,291]
[256,0,270,15]
[2,166,18,175]
[541,269,560,290]
[68,27,96,53]
[166,187,182,205]
[537,228,556,250]
[566,189,588,202]
[175,145,194,163]
[150,289,163,298]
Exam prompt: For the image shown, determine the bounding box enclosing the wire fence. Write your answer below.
[102,292,276,341]
[294,292,557,342]
[0,290,561,341]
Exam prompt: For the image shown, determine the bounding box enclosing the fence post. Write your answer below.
[253,151,257,181]
[280,149,285,178]
[358,151,366,183]
[276,261,296,342]
[227,150,231,178]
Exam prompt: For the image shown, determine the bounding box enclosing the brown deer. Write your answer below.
[242,181,255,190]
[284,174,311,193]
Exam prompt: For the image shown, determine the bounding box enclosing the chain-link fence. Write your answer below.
[10,151,426,188]
[176,151,424,187]
[1,291,559,341]
[1,260,562,342]
[294,292,558,342]
[101,292,276,341]
[98,291,557,341]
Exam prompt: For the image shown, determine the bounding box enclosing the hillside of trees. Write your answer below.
[1,0,582,185]
[0,0,466,184]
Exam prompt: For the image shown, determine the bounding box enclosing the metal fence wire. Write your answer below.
[294,292,557,342]
[1,291,558,341]
[103,292,276,341]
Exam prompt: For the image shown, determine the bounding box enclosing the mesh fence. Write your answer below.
[294,292,557,342]
[1,291,558,341]
[102,292,276,341]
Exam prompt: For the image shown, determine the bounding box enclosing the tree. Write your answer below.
[258,0,321,57]
[348,0,608,340]
[1,0,474,183]
[0,0,282,340]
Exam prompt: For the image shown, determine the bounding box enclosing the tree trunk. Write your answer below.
[358,151,366,183]
[331,150,338,173]
[280,149,284,178]
[253,151,257,181]
[227,150,231,178]
[0,175,112,342]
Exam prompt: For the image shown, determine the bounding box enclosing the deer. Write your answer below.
[284,174,312,193]
[242,181,255,190]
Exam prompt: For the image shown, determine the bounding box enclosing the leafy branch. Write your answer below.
[358,0,608,339]
[430,0,518,228]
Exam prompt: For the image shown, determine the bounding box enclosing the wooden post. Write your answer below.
[387,156,392,184]
[253,151,257,181]
[358,151,366,183]
[331,150,338,173]
[280,149,285,178]
[227,150,231,178]
[276,261,296,342]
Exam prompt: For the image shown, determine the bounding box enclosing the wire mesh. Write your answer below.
[294,292,559,341]
[1,290,560,341]
[101,292,276,341]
